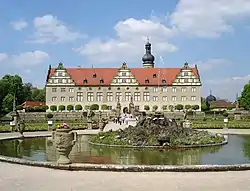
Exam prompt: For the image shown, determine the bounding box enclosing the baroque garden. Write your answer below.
[1,41,250,190]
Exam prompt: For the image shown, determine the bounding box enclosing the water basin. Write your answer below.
[0,134,250,165]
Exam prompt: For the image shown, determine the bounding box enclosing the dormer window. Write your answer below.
[100,78,104,84]
[153,73,157,78]
[83,78,88,84]
[145,78,150,84]
[93,73,97,78]
[162,79,166,84]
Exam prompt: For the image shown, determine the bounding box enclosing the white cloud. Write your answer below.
[28,15,86,44]
[0,51,49,67]
[74,17,178,64]
[192,58,231,72]
[10,19,28,30]
[0,53,8,62]
[170,0,250,38]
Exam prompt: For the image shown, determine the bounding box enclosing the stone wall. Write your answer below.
[18,111,113,122]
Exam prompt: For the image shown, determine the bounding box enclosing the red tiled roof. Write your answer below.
[22,101,46,107]
[212,100,236,108]
[49,67,200,86]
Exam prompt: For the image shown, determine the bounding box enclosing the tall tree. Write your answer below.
[239,83,250,110]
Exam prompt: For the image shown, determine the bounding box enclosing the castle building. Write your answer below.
[45,41,202,111]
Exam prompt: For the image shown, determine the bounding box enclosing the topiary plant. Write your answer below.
[50,105,57,111]
[46,113,53,119]
[75,104,82,111]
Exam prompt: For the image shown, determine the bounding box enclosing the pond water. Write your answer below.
[1,135,250,165]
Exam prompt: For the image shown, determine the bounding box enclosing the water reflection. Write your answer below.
[1,135,250,165]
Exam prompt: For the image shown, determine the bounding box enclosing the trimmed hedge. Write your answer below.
[193,121,250,129]
[0,122,88,133]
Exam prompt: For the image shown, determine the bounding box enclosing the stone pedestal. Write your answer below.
[53,128,77,165]
[183,120,192,128]
[127,118,137,127]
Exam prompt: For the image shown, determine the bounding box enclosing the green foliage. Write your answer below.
[2,94,14,112]
[227,106,233,110]
[162,105,168,110]
[152,105,158,111]
[75,104,82,111]
[101,104,108,110]
[168,105,174,112]
[50,105,57,111]
[0,74,45,114]
[192,105,200,110]
[175,104,183,111]
[90,104,99,110]
[239,83,250,110]
[185,105,191,110]
[144,105,150,111]
[41,105,48,111]
[58,105,65,111]
[46,113,53,119]
[201,105,209,111]
[67,105,74,111]
[222,111,229,117]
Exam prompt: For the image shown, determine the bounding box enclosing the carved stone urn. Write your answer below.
[52,128,77,165]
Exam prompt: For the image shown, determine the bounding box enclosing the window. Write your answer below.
[122,79,126,83]
[134,92,140,101]
[135,106,140,111]
[58,79,63,83]
[97,92,103,102]
[61,88,66,92]
[184,79,188,83]
[58,72,63,77]
[107,92,113,102]
[87,92,94,102]
[122,72,126,76]
[108,106,112,110]
[61,96,65,102]
[52,97,57,102]
[125,92,131,101]
[162,96,168,102]
[181,96,186,101]
[181,87,186,92]
[191,96,196,101]
[191,87,196,92]
[93,73,97,78]
[77,92,83,102]
[172,96,177,101]
[153,87,158,92]
[69,97,74,102]
[143,92,150,101]
[52,88,57,92]
[153,96,158,101]
[172,87,177,92]
[69,88,74,93]
[184,72,188,76]
[116,92,122,101]
[153,73,157,78]
[162,87,167,92]
[162,79,166,84]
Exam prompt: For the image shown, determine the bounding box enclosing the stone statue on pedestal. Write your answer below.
[129,96,135,118]
[116,97,121,117]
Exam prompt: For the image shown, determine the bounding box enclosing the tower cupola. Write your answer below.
[142,39,155,68]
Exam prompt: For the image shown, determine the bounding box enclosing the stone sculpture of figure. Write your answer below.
[129,96,135,118]
[183,110,187,120]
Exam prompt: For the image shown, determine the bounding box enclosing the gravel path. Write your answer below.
[1,162,250,191]
[1,125,250,190]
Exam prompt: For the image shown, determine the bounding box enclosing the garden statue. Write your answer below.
[182,109,192,128]
[52,123,77,165]
[116,97,121,117]
[99,118,108,131]
[17,119,25,138]
[129,96,135,118]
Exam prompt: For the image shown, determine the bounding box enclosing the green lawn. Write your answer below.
[192,120,250,129]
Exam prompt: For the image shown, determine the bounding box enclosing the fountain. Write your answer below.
[90,113,226,147]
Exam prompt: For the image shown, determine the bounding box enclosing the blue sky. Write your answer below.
[0,0,250,101]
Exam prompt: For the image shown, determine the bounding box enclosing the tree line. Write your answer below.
[0,74,45,115]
